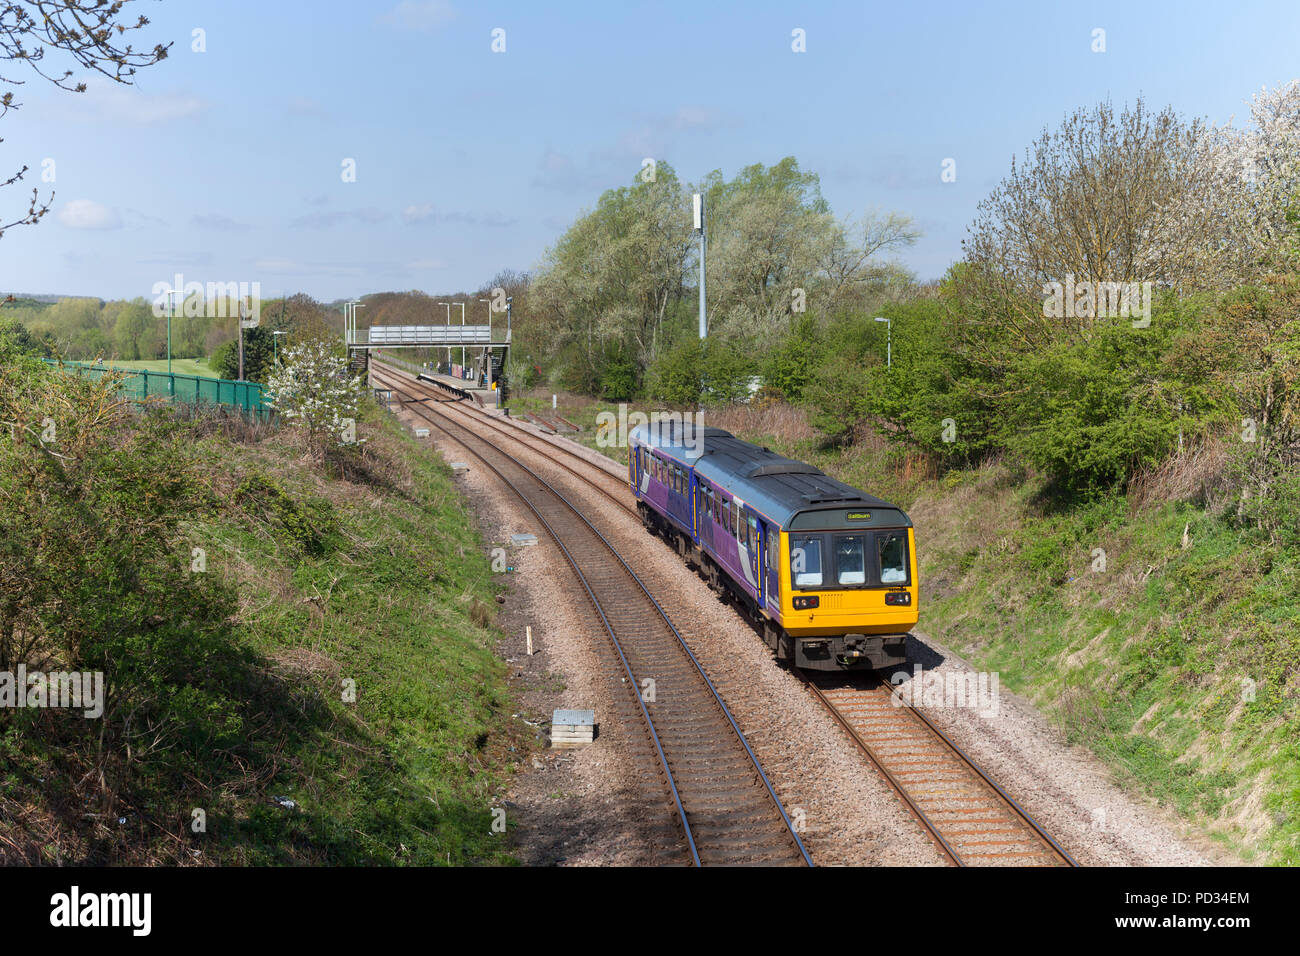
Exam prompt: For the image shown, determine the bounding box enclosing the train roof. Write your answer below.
[629,420,909,529]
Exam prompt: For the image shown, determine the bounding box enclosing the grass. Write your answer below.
[522,386,1299,864]
[101,357,217,378]
[3,397,525,865]
[182,401,526,864]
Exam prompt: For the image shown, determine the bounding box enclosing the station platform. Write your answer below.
[370,358,505,410]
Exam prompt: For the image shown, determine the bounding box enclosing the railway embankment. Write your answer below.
[1,353,521,864]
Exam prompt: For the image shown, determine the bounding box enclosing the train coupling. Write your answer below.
[796,634,908,671]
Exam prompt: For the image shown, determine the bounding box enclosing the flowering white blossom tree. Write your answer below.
[1217,81,1300,267]
[265,338,366,458]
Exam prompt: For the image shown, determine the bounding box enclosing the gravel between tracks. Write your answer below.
[390,378,1225,867]
[389,401,684,866]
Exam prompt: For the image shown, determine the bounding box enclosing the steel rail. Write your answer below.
[375,361,636,517]
[800,674,963,866]
[879,678,1078,867]
[375,368,812,866]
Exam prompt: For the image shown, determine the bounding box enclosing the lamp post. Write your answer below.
[438,302,451,372]
[344,299,363,344]
[874,316,891,369]
[272,330,287,367]
[478,298,491,384]
[454,302,465,378]
[162,287,183,391]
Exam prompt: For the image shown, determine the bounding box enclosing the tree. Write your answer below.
[1,2,170,238]
[957,98,1244,369]
[0,317,53,356]
[212,326,275,383]
[265,337,366,460]
[531,163,693,386]
[701,158,917,341]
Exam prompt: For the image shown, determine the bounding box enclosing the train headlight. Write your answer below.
[885,591,911,606]
[792,596,819,610]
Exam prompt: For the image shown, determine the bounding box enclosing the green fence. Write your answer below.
[44,360,272,419]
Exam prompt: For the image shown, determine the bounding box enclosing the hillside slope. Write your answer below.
[1,375,522,865]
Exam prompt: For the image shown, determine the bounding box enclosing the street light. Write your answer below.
[344,299,363,344]
[161,287,183,388]
[272,330,288,367]
[438,301,451,372]
[874,316,891,369]
[478,298,490,385]
[454,302,465,378]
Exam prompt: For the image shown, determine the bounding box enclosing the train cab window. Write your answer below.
[768,529,778,568]
[790,534,823,587]
[834,534,867,585]
[879,532,908,584]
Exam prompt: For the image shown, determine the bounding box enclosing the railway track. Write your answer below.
[372,361,636,516]
[371,366,812,866]
[373,364,1075,868]
[805,674,1077,866]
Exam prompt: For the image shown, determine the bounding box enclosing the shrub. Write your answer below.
[645,336,756,406]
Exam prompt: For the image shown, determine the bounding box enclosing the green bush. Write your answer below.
[598,352,639,401]
[1004,315,1230,493]
[761,314,825,401]
[645,336,756,406]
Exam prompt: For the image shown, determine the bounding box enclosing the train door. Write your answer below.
[764,523,781,611]
[745,508,762,603]
[691,473,699,542]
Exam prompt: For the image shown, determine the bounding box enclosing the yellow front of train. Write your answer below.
[777,522,918,669]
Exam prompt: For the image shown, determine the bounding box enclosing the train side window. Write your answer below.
[721,499,730,532]
[879,532,908,584]
[790,535,823,587]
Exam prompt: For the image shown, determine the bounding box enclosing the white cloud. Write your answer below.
[58,199,122,230]
[401,202,515,227]
[378,1,455,31]
[402,202,435,224]
[406,258,448,271]
[290,208,389,229]
[63,79,206,125]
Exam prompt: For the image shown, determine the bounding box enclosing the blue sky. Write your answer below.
[4,0,1300,302]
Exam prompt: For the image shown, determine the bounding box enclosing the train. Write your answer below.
[628,420,918,671]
